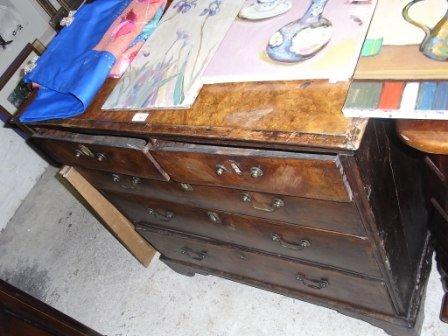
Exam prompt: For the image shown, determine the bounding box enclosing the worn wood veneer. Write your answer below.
[24,79,367,151]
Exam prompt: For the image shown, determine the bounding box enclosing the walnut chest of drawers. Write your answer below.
[26,80,432,336]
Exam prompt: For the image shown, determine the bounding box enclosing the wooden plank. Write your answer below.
[59,166,155,267]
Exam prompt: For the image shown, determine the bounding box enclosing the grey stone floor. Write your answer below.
[1,167,448,336]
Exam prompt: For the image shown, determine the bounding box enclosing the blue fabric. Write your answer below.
[20,0,132,123]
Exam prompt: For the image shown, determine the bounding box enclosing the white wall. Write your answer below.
[0,0,53,231]
[0,122,48,231]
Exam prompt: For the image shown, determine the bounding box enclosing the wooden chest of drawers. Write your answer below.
[26,80,432,336]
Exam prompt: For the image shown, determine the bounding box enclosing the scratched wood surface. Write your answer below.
[25,79,367,151]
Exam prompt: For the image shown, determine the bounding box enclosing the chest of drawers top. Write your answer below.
[26,79,367,152]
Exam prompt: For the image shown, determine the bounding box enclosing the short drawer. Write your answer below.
[138,227,395,315]
[425,156,448,210]
[79,168,364,236]
[120,193,380,277]
[150,142,351,202]
[32,130,169,180]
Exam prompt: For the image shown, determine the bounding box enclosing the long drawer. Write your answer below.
[137,227,395,316]
[121,193,380,277]
[32,130,169,181]
[150,142,351,202]
[79,168,365,236]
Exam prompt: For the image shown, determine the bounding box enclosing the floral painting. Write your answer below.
[103,0,244,110]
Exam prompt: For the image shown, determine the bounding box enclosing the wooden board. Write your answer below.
[59,166,155,267]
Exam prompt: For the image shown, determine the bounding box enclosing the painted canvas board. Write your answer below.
[344,0,448,119]
[202,0,377,84]
[103,0,244,110]
[343,80,448,120]
[355,0,448,79]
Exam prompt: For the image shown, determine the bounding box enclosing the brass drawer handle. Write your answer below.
[131,176,141,185]
[296,273,328,290]
[271,233,311,251]
[179,183,193,191]
[207,211,221,223]
[96,153,107,162]
[148,208,174,222]
[242,193,284,212]
[250,166,263,178]
[75,149,83,158]
[180,247,207,261]
[215,164,228,176]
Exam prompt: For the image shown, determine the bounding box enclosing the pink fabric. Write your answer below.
[93,0,164,58]
[110,40,145,78]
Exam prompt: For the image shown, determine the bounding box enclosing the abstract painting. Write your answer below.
[103,0,244,110]
[343,80,448,119]
[203,0,377,84]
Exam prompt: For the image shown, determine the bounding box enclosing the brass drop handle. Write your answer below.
[250,167,263,178]
[242,193,285,212]
[96,153,107,162]
[296,273,328,290]
[112,174,120,183]
[207,211,221,224]
[271,233,311,251]
[131,176,141,185]
[180,247,207,261]
[215,164,228,176]
[148,208,174,222]
[180,183,193,191]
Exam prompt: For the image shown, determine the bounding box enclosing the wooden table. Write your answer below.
[397,120,448,323]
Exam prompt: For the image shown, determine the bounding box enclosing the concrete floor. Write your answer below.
[1,167,448,336]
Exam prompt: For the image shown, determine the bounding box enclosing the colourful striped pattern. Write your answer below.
[343,80,448,120]
[378,81,404,109]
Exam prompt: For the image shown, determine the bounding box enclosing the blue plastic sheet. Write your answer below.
[20,0,132,123]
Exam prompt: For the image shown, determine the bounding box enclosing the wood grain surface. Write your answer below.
[24,79,367,151]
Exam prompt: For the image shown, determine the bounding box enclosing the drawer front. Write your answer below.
[150,143,351,202]
[32,131,169,181]
[139,227,394,315]
[116,193,380,277]
[79,169,364,236]
[425,156,448,210]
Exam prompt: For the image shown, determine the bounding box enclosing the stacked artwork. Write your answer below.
[343,0,448,119]
[203,0,377,84]
[103,0,245,110]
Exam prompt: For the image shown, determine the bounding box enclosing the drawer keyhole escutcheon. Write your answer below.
[272,233,311,251]
[148,208,174,222]
[180,247,207,261]
[296,273,328,290]
[250,166,263,178]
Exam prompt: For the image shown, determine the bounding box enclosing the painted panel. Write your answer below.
[103,0,244,110]
[203,0,377,84]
